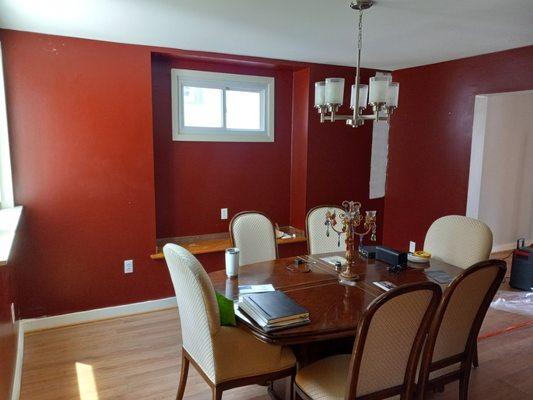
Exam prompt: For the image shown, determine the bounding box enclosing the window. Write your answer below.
[0,43,14,209]
[171,69,275,142]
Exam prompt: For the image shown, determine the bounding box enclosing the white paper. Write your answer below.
[320,256,347,266]
[238,284,275,295]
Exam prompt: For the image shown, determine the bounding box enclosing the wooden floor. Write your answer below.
[20,293,532,400]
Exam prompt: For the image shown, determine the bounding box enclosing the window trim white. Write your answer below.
[171,69,275,142]
[0,42,14,209]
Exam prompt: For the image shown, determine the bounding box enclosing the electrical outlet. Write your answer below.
[10,303,15,324]
[409,241,416,253]
[221,208,228,220]
[124,259,134,274]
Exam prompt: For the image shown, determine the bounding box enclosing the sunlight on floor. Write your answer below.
[75,362,99,400]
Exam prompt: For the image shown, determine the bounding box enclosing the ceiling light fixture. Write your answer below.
[314,0,399,127]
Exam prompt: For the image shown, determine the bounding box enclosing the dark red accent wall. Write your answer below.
[1,29,383,318]
[1,30,173,318]
[288,65,385,241]
[384,46,533,250]
[152,54,293,237]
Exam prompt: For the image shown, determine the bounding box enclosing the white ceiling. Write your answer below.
[0,0,532,70]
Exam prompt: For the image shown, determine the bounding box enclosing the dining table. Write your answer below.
[208,251,463,399]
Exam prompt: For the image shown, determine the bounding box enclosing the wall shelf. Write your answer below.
[150,226,306,260]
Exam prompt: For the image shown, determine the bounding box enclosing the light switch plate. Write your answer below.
[221,208,228,220]
[409,241,416,253]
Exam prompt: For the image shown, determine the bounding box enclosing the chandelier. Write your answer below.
[314,0,399,127]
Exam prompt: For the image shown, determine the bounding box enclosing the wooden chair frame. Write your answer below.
[295,282,442,400]
[305,204,345,255]
[229,210,279,260]
[417,260,506,400]
[177,347,296,400]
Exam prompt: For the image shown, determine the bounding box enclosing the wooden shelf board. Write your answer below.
[150,226,306,260]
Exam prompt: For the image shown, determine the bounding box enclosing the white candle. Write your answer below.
[369,77,389,104]
[314,81,325,106]
[325,78,345,105]
[387,82,400,107]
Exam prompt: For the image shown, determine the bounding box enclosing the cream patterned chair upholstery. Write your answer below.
[163,244,296,400]
[230,211,278,265]
[424,215,493,269]
[418,260,506,399]
[306,205,347,254]
[295,282,441,400]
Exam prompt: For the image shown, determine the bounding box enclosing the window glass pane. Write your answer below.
[183,86,223,128]
[226,90,261,130]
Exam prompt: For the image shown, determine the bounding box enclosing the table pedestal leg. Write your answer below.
[269,377,292,399]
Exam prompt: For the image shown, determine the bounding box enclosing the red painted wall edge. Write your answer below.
[384,45,533,249]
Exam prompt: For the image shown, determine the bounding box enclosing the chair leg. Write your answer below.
[212,387,223,400]
[290,373,295,400]
[472,341,479,368]
[459,361,473,400]
[459,377,470,400]
[176,351,190,400]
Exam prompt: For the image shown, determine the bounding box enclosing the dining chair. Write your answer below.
[163,244,296,400]
[230,211,278,265]
[424,215,493,270]
[295,282,442,400]
[418,260,506,400]
[424,215,493,368]
[306,205,347,254]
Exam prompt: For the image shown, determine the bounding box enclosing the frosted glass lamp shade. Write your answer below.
[325,78,345,105]
[350,84,369,109]
[314,81,326,106]
[387,82,400,107]
[368,77,389,104]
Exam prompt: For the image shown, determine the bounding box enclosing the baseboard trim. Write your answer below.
[21,296,177,333]
[10,322,24,400]
[492,240,532,253]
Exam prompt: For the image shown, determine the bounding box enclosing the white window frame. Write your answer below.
[0,42,14,209]
[171,69,275,142]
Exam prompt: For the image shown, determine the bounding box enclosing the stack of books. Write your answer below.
[238,291,310,332]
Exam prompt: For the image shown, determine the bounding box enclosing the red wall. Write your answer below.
[152,54,294,237]
[289,68,310,229]
[384,46,533,250]
[0,267,17,399]
[306,65,385,243]
[1,30,173,318]
[1,29,382,318]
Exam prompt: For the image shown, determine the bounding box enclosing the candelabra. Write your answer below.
[325,201,377,281]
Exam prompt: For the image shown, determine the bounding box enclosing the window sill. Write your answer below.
[0,206,22,266]
[150,226,306,260]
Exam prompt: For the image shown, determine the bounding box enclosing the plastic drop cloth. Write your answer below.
[490,288,533,316]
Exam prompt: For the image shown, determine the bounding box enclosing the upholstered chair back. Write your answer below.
[420,260,506,386]
[163,244,220,381]
[424,215,493,269]
[230,211,278,265]
[306,206,347,254]
[347,282,441,399]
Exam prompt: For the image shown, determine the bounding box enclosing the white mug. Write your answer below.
[225,248,240,278]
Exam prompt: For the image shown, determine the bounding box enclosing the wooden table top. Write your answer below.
[209,252,462,345]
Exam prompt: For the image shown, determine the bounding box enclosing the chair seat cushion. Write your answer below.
[212,326,296,384]
[295,354,351,400]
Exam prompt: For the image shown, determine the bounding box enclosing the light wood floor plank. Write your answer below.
[20,304,532,400]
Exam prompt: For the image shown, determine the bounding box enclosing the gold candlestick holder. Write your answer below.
[325,201,377,281]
